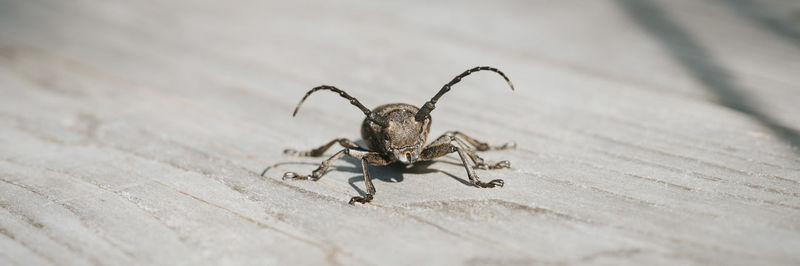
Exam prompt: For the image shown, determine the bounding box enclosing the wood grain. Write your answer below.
[1,0,799,265]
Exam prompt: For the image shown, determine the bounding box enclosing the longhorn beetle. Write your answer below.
[276,66,516,204]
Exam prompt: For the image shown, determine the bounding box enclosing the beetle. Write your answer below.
[276,66,516,204]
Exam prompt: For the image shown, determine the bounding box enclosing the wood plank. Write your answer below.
[0,0,798,264]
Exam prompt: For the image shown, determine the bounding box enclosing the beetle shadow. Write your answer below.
[406,161,473,186]
[347,160,473,197]
[340,156,405,183]
[270,139,475,197]
[355,139,368,149]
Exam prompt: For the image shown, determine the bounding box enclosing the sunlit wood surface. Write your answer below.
[1,0,799,265]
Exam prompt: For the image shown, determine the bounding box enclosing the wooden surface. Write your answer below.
[1,0,799,265]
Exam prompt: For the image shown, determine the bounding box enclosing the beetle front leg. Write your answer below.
[347,151,392,204]
[420,136,504,188]
[282,148,391,204]
[348,157,376,204]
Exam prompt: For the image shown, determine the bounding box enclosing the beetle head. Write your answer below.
[381,112,426,164]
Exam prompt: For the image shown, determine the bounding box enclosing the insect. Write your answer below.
[278,66,516,204]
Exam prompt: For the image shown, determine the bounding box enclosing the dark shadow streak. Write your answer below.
[405,160,480,186]
[347,176,367,197]
[346,160,472,196]
[720,0,800,48]
[618,0,800,155]
[405,161,473,186]
[341,156,406,182]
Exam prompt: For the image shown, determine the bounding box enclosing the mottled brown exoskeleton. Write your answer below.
[276,66,516,204]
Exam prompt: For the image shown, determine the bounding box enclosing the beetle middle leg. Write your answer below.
[419,135,504,188]
[284,138,367,157]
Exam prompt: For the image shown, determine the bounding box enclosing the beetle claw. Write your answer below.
[475,160,511,170]
[488,160,511,169]
[282,171,308,180]
[348,195,373,204]
[476,179,504,188]
[494,141,517,150]
[283,149,300,156]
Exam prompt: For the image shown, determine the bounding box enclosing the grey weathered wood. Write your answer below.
[1,0,799,265]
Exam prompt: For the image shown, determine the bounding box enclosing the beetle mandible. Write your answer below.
[276,66,516,204]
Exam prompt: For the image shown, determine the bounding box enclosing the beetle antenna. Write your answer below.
[292,85,388,127]
[414,66,514,122]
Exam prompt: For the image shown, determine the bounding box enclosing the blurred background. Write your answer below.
[2,0,799,151]
[1,0,799,265]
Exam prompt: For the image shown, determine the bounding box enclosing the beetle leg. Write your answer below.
[347,151,392,204]
[431,132,511,170]
[450,136,510,170]
[281,148,391,204]
[282,149,349,181]
[284,138,367,157]
[419,135,504,188]
[445,131,516,151]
